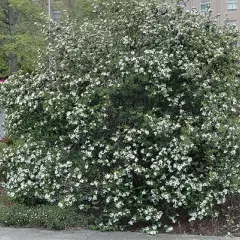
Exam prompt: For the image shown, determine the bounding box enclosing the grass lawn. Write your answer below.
[0,193,88,230]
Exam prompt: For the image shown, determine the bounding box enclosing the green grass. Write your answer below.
[0,195,88,229]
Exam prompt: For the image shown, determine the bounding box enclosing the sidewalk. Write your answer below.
[0,227,237,240]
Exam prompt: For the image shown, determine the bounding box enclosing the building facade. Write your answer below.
[185,0,240,28]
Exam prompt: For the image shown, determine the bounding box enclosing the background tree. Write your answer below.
[0,0,45,77]
[0,0,106,77]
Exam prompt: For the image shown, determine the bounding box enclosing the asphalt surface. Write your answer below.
[0,227,237,240]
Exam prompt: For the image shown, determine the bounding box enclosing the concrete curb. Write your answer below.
[0,227,237,240]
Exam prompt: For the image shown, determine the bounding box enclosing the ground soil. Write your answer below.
[171,196,240,237]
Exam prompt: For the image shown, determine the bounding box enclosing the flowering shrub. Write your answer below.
[0,0,240,234]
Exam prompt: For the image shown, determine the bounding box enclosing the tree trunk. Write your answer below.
[8,5,17,74]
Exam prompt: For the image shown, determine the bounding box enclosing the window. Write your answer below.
[227,0,237,11]
[200,0,210,14]
[227,20,238,25]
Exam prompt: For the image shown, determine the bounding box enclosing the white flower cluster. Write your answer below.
[0,0,240,234]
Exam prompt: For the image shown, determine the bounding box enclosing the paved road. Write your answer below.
[0,227,236,240]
